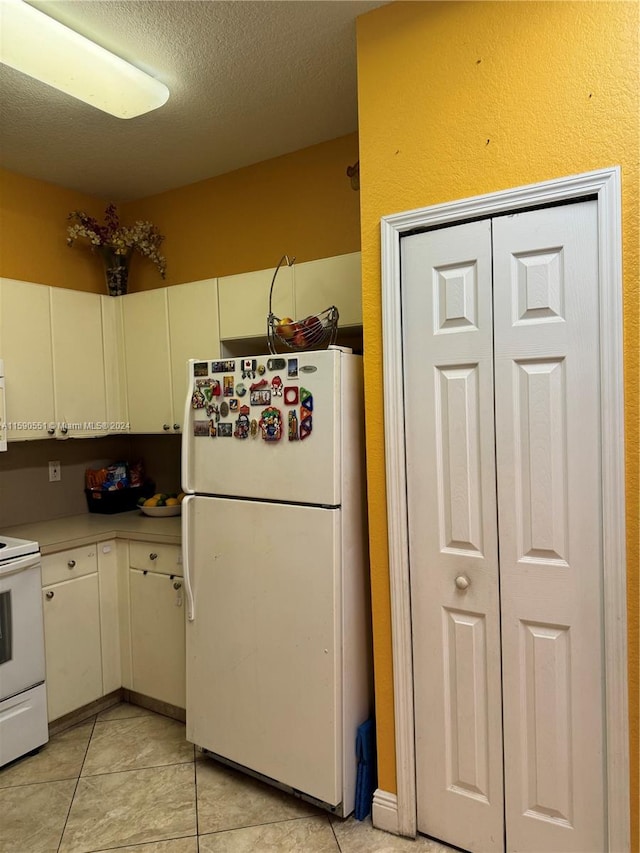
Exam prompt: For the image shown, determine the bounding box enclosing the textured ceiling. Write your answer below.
[0,0,387,201]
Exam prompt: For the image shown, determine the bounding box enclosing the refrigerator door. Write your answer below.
[182,349,354,506]
[185,495,342,806]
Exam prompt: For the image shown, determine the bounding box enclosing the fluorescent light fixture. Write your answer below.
[0,0,169,118]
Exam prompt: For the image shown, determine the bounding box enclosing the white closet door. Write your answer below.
[402,221,505,853]
[493,201,605,852]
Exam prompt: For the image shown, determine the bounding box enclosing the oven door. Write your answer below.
[0,553,45,701]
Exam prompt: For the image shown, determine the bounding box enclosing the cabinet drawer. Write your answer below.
[129,542,182,576]
[42,544,98,586]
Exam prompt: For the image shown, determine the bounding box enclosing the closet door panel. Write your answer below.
[493,201,605,853]
[402,221,504,853]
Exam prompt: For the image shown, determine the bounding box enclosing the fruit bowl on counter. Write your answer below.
[138,493,184,517]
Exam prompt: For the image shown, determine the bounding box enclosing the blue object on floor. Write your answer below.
[354,717,377,820]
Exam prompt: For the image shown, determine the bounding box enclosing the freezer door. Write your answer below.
[185,496,342,806]
[182,349,358,505]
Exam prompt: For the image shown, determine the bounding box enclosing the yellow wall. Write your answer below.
[0,169,107,293]
[0,133,361,291]
[121,133,361,291]
[356,1,639,847]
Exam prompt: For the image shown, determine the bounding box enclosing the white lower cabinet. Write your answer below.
[129,567,186,709]
[97,541,121,695]
[40,537,185,722]
[42,572,103,721]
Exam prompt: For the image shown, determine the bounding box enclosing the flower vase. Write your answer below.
[103,250,130,297]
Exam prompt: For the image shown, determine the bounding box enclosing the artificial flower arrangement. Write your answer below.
[67,204,166,293]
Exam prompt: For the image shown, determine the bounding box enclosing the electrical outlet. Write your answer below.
[48,461,61,482]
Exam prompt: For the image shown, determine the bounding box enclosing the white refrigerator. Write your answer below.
[181,347,371,815]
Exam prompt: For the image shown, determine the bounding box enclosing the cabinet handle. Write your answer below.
[60,426,68,435]
[163,423,170,431]
[67,559,76,568]
[45,590,54,599]
[173,581,182,590]
[47,427,55,435]
[149,553,158,561]
[173,424,180,431]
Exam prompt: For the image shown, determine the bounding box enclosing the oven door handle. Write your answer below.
[0,552,41,577]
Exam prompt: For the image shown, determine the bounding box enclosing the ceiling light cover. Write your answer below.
[0,0,169,118]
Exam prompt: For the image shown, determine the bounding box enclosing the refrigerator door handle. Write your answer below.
[182,494,195,621]
[182,361,194,494]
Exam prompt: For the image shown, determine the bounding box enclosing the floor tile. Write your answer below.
[59,763,196,853]
[331,816,457,852]
[0,721,92,789]
[0,778,76,853]
[91,838,197,853]
[196,757,320,834]
[198,816,339,853]
[81,713,193,776]
[96,701,154,722]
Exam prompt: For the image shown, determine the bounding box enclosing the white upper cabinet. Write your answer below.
[0,279,108,440]
[217,254,361,342]
[167,279,219,430]
[50,287,107,437]
[0,278,55,440]
[218,264,294,340]
[294,252,362,327]
[101,295,129,431]
[122,288,174,434]
[123,279,219,433]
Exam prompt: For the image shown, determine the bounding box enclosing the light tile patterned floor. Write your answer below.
[0,703,456,853]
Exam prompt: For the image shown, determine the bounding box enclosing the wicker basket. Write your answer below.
[266,255,339,354]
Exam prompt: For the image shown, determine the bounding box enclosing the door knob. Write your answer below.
[45,590,54,599]
[173,424,180,431]
[149,553,158,561]
[67,559,76,568]
[163,423,170,431]
[455,575,470,591]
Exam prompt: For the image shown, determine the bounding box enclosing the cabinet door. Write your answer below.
[218,265,294,340]
[42,573,103,721]
[294,253,362,327]
[130,569,185,708]
[0,278,55,440]
[50,288,107,437]
[101,295,129,432]
[122,289,173,433]
[168,279,220,432]
[98,541,121,695]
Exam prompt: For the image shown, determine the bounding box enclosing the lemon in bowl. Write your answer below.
[140,493,182,516]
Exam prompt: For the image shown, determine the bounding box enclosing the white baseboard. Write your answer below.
[371,789,400,835]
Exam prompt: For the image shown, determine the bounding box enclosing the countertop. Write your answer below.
[0,511,182,554]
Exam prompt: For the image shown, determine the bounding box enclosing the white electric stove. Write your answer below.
[0,535,49,766]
